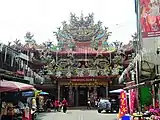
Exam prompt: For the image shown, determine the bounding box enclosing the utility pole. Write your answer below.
[135,0,142,112]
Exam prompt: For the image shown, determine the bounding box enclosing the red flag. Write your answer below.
[129,89,135,114]
[117,90,128,118]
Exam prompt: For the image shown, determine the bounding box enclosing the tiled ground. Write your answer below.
[36,110,117,120]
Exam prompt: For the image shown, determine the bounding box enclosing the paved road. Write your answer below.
[36,110,117,120]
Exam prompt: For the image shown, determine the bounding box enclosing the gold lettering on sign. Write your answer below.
[64,82,108,86]
[61,81,108,86]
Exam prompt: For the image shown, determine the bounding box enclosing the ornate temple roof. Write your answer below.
[53,13,114,54]
[53,13,111,42]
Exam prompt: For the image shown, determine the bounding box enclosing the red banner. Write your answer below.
[118,90,128,118]
[129,89,136,114]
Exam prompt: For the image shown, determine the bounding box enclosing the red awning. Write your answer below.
[0,80,34,92]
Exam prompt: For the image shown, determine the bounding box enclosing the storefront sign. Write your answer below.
[61,81,108,86]
[69,82,107,86]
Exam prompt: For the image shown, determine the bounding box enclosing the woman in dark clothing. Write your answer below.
[62,98,68,113]
[46,99,51,108]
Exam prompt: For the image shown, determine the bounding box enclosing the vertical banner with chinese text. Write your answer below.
[117,90,128,118]
[126,81,136,114]
[129,89,136,114]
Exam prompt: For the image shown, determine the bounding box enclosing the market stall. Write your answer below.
[0,80,36,120]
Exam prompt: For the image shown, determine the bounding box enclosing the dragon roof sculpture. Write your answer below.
[53,13,111,42]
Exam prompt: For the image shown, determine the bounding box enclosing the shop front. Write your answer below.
[58,79,108,106]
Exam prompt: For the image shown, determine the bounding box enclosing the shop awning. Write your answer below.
[0,80,34,92]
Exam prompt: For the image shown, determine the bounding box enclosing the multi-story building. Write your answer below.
[0,43,30,83]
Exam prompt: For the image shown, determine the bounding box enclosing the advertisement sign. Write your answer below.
[140,0,160,64]
[140,0,160,38]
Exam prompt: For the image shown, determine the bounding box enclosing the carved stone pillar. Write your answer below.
[69,86,73,106]
[58,83,60,100]
[88,87,91,99]
[106,86,108,98]
[75,86,78,106]
[93,87,97,100]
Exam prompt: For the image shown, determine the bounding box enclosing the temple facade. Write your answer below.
[47,13,133,106]
[4,13,134,106]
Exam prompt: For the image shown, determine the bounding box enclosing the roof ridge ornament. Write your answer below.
[53,13,112,43]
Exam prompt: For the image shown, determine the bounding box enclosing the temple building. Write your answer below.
[7,13,134,106]
[45,13,134,106]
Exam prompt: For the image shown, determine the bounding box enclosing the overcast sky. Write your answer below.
[0,0,136,45]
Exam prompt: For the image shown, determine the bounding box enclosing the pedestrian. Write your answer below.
[54,99,59,112]
[62,98,68,113]
[36,95,40,113]
[46,99,51,112]
[87,99,91,109]
[59,101,62,111]
[95,100,98,108]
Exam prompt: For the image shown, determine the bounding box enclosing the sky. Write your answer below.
[0,0,136,45]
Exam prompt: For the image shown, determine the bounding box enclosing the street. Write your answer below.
[36,110,117,120]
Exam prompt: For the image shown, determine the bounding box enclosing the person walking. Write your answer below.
[87,99,91,109]
[54,99,59,112]
[36,95,40,113]
[62,98,68,113]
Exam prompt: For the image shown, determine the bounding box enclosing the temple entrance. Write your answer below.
[61,86,69,101]
[97,86,106,98]
[78,87,88,106]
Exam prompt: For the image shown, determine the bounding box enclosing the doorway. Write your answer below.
[78,87,88,106]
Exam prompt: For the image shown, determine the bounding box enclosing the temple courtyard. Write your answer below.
[36,110,117,120]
